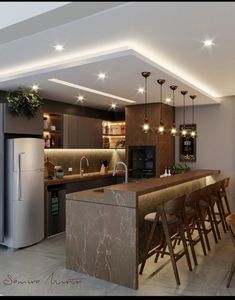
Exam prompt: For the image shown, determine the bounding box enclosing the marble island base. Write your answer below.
[65,170,220,289]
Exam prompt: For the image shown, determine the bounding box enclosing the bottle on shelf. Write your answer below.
[50,137,55,148]
[45,135,51,148]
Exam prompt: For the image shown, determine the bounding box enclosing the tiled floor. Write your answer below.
[0,231,234,296]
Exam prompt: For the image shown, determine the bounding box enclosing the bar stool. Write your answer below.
[139,195,192,285]
[184,189,208,256]
[198,185,219,250]
[216,178,231,231]
[213,181,228,233]
[225,213,235,288]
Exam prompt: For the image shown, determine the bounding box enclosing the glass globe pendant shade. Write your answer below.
[181,127,188,137]
[170,124,177,136]
[157,121,165,135]
[142,118,150,133]
[190,129,197,138]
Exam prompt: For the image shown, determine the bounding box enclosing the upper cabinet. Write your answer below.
[63,114,102,149]
[3,104,43,135]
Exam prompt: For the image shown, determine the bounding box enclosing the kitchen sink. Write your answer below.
[93,188,105,193]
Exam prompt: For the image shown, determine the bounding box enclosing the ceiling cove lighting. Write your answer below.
[48,78,136,104]
[141,72,151,134]
[156,79,166,135]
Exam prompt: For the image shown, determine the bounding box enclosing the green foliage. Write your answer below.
[172,163,191,174]
[5,88,43,118]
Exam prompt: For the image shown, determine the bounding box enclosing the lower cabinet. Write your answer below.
[45,176,124,237]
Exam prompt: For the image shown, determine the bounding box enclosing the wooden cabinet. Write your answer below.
[3,104,43,135]
[63,114,102,149]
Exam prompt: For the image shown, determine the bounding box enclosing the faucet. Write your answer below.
[113,161,128,184]
[80,156,89,177]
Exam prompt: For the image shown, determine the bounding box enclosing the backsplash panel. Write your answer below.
[44,149,126,175]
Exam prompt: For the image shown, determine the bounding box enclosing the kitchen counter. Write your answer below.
[44,170,124,186]
[66,169,220,290]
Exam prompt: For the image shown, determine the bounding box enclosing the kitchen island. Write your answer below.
[65,169,220,289]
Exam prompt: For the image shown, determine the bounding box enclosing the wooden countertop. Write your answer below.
[66,169,220,207]
[105,169,220,196]
[44,171,124,186]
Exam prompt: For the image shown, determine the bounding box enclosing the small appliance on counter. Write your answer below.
[54,166,64,179]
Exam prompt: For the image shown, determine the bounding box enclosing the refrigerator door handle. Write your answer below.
[18,152,25,201]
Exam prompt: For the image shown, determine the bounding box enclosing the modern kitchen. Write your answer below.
[0,1,234,296]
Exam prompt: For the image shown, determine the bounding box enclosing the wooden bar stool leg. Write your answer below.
[224,194,231,215]
[210,204,221,240]
[185,225,198,266]
[179,225,193,271]
[227,255,235,288]
[217,198,227,233]
[207,207,218,243]
[200,218,211,251]
[161,216,181,285]
[195,218,207,256]
[139,219,158,275]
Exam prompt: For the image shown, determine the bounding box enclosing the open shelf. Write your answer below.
[102,120,126,149]
[43,113,63,149]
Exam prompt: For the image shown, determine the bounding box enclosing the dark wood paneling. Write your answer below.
[125,103,175,176]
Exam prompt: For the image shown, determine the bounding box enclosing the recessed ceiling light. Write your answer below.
[137,87,144,94]
[111,103,117,109]
[165,97,171,103]
[77,95,84,101]
[54,44,64,52]
[31,84,39,91]
[203,40,214,47]
[98,73,106,79]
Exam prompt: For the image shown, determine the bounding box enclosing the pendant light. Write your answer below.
[157,79,166,135]
[189,95,197,138]
[169,85,178,136]
[141,72,151,133]
[180,90,188,137]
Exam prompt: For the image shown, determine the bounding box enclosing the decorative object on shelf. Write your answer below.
[44,157,55,179]
[179,124,197,161]
[172,163,190,174]
[169,85,178,136]
[189,95,197,138]
[180,90,188,137]
[102,121,126,148]
[141,71,151,134]
[5,88,43,118]
[54,166,64,179]
[156,79,166,135]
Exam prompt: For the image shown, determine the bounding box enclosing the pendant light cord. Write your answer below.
[145,77,147,119]
[160,84,162,122]
[183,95,186,126]
[173,90,175,124]
[192,98,194,124]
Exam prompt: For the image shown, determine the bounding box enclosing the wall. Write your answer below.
[175,96,235,210]
[44,149,125,175]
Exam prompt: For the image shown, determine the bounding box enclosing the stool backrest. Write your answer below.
[157,195,186,217]
[222,177,230,189]
[186,189,202,209]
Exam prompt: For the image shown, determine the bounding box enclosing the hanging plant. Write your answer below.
[5,88,43,118]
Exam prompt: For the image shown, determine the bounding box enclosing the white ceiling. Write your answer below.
[0,2,234,111]
[0,2,70,29]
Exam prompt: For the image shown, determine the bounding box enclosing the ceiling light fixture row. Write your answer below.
[141,72,197,138]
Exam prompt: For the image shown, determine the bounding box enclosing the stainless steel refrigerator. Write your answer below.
[3,137,44,248]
